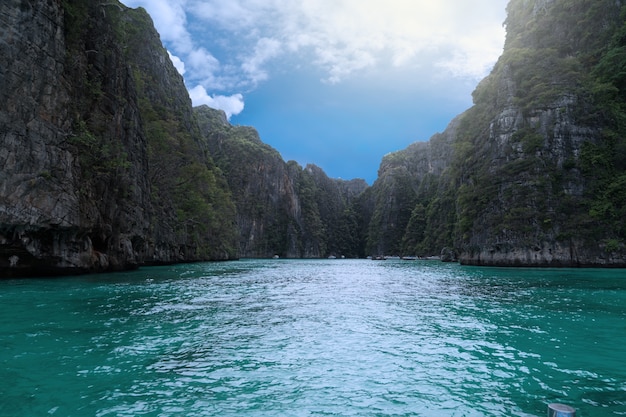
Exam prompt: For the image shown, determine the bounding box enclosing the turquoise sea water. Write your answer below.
[1,259,625,416]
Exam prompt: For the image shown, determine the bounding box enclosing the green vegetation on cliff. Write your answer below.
[72,0,625,266]
[5,0,626,276]
[61,0,238,265]
[116,4,238,260]
[463,0,626,257]
[195,106,367,258]
[368,0,626,265]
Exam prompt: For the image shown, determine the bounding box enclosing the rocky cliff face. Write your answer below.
[196,105,367,258]
[371,0,626,266]
[363,115,461,258]
[453,0,626,266]
[1,0,91,276]
[0,0,237,277]
[3,0,625,274]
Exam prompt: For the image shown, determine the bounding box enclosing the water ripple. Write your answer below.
[1,260,625,416]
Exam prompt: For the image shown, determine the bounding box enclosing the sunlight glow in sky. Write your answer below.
[121,0,508,183]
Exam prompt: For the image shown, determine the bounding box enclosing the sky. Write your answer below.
[120,0,509,184]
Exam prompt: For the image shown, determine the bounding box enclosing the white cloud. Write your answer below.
[189,0,262,30]
[188,86,244,119]
[292,0,507,81]
[186,47,220,78]
[241,38,282,85]
[123,0,507,104]
[436,35,504,80]
[317,48,377,84]
[168,51,186,76]
[184,0,506,84]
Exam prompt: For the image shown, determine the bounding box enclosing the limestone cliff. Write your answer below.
[0,0,237,277]
[371,0,626,266]
[453,0,626,266]
[195,106,367,258]
[3,0,625,273]
[364,116,460,257]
